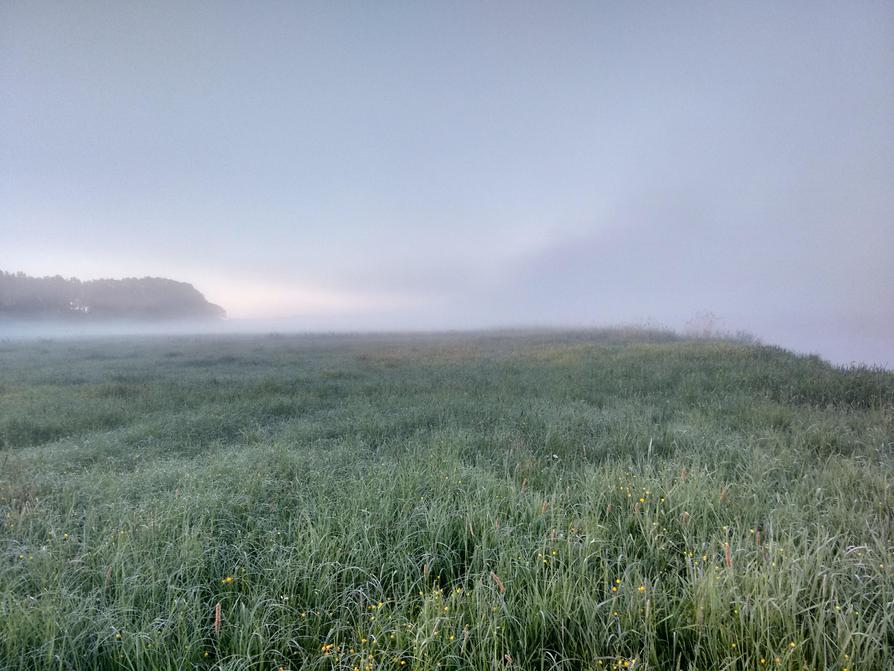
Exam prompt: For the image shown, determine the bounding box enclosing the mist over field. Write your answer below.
[1,5,893,669]
[0,318,889,370]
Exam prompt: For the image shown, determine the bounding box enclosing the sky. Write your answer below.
[2,1,892,365]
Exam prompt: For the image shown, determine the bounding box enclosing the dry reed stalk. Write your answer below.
[490,571,505,594]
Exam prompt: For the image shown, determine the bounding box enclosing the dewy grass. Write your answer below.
[0,331,891,670]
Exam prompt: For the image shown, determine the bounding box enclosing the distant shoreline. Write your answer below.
[0,323,889,371]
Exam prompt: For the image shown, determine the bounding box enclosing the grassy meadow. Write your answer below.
[0,330,892,671]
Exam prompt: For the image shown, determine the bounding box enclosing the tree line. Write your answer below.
[0,271,225,320]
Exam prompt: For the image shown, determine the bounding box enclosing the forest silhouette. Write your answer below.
[0,271,225,320]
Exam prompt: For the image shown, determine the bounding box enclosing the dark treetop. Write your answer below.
[0,271,225,320]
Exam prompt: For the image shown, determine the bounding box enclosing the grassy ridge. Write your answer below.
[1,332,892,670]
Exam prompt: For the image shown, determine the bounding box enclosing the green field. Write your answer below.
[1,331,892,671]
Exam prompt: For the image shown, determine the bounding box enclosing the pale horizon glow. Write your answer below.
[2,1,892,365]
[200,277,424,320]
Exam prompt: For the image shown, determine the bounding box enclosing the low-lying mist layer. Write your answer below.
[1,331,892,670]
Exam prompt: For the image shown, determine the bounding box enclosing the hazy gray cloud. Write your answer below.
[1,1,892,364]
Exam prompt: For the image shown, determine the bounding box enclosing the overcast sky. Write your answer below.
[2,2,892,364]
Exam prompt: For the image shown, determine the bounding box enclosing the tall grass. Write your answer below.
[1,331,891,670]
